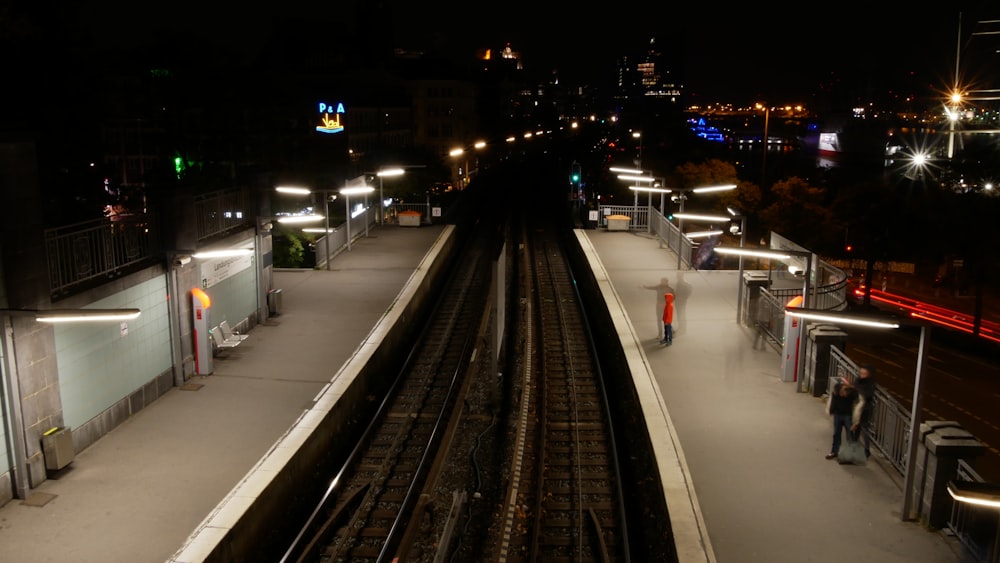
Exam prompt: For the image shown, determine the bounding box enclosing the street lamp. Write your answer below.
[2,307,142,499]
[783,307,932,522]
[632,130,642,169]
[340,184,375,251]
[371,168,405,226]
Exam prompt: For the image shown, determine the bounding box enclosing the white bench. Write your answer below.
[211,327,241,352]
[219,320,249,342]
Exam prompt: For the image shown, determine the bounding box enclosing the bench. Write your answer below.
[219,320,249,342]
[211,327,241,353]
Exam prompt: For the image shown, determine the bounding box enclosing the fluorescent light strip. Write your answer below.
[686,230,724,239]
[674,213,732,222]
[692,184,737,193]
[784,310,900,329]
[276,215,324,224]
[341,187,374,195]
[35,309,142,323]
[191,248,255,259]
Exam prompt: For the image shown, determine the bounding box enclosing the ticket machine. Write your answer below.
[780,295,804,382]
[192,288,213,375]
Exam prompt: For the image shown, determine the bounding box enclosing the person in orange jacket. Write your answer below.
[661,292,675,345]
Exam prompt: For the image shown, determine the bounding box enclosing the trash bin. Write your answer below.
[41,426,75,470]
[268,288,282,315]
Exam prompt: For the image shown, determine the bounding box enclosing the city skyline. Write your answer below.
[7,2,996,106]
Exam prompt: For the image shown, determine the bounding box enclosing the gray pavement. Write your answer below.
[0,222,970,563]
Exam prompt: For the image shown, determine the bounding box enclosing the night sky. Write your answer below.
[5,1,998,104]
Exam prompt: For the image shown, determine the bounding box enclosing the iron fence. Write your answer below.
[194,188,252,241]
[949,460,1000,563]
[45,215,157,298]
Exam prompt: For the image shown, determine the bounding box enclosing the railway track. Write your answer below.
[279,225,494,563]
[275,173,673,562]
[493,218,630,562]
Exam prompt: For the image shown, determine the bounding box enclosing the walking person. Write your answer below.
[825,380,864,460]
[660,292,675,345]
[852,365,877,458]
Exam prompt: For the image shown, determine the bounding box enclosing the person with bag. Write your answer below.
[825,380,865,462]
[852,365,877,458]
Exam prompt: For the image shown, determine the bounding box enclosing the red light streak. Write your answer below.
[852,285,1000,343]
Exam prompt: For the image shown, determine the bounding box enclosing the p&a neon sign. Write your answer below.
[316,102,345,134]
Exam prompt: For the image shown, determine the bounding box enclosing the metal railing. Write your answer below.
[45,215,158,298]
[827,348,911,475]
[45,187,256,298]
[194,187,253,241]
[949,460,1000,563]
[596,205,651,231]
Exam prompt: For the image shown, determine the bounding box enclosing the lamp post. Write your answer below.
[449,147,466,189]
[727,208,748,324]
[628,185,670,234]
[714,246,813,385]
[632,130,642,169]
[782,308,932,522]
[341,184,375,251]
[671,184,738,269]
[612,167,651,226]
[1,307,142,499]
[372,168,405,226]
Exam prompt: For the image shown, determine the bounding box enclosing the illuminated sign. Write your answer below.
[316,102,345,134]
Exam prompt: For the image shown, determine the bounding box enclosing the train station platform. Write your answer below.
[0,223,449,563]
[581,229,964,563]
[0,223,967,563]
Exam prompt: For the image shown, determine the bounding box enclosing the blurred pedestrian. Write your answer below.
[852,365,877,458]
[825,380,864,460]
[660,292,675,345]
[642,277,672,340]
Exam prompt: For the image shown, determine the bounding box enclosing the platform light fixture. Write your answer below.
[947,480,1000,509]
[372,168,406,226]
[191,248,256,259]
[2,306,143,499]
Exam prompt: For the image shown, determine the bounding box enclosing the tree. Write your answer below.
[758,177,835,251]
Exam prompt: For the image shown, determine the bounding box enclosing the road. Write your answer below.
[843,314,1000,483]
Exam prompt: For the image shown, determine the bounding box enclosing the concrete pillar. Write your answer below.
[911,421,986,528]
[805,324,847,397]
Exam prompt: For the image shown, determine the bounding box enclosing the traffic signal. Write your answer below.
[570,161,582,186]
